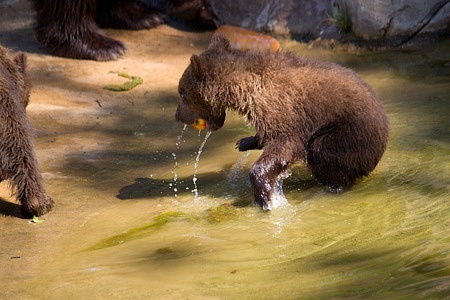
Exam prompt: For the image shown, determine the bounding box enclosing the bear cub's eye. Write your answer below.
[179,88,187,99]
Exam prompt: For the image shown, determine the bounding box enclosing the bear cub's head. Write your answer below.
[0,47,31,108]
[175,34,234,131]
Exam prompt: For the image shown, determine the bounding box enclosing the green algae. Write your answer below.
[87,211,194,251]
[327,3,351,33]
[205,203,242,223]
[87,204,245,251]
[103,71,143,91]
[31,215,45,224]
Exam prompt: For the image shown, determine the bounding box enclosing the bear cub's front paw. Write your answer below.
[236,136,261,151]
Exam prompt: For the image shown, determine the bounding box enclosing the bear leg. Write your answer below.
[4,128,55,217]
[249,142,295,210]
[95,0,165,30]
[31,0,126,61]
[0,135,54,218]
[20,190,54,219]
[306,122,386,190]
[0,111,54,218]
[3,135,54,218]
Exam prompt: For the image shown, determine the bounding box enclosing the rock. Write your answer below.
[210,0,340,38]
[420,1,450,35]
[210,0,291,34]
[210,0,450,48]
[341,0,392,40]
[343,0,450,45]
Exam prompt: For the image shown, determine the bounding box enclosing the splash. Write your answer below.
[171,124,187,197]
[264,169,296,235]
[224,152,252,201]
[192,131,212,199]
[228,152,251,184]
[266,169,292,211]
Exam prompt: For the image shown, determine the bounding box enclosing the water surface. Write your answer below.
[0,5,449,298]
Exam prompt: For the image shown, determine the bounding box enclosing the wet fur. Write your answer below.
[0,46,53,217]
[176,34,389,210]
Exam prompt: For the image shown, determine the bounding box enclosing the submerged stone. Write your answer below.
[205,203,242,223]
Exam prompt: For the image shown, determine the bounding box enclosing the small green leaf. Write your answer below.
[104,71,143,91]
[31,215,45,224]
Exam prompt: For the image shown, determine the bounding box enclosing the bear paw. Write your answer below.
[35,24,126,61]
[20,195,54,219]
[236,136,262,151]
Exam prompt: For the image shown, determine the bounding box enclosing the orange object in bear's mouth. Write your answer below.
[192,118,207,130]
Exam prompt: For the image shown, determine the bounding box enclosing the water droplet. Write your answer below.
[171,125,188,198]
[192,131,212,199]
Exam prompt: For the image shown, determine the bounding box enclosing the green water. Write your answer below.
[1,26,449,298]
[52,40,449,299]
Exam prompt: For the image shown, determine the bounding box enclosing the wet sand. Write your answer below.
[0,1,215,296]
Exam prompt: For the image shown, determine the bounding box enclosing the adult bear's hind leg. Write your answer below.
[31,0,126,61]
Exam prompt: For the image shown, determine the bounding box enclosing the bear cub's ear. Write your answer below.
[190,54,205,79]
[13,52,27,74]
[207,33,231,52]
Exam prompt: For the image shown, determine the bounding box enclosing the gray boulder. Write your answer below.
[210,0,450,47]
[343,0,450,44]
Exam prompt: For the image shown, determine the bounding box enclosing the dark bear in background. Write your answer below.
[0,46,54,217]
[175,34,389,210]
[30,0,216,61]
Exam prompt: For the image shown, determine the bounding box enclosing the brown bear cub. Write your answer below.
[175,34,389,210]
[0,46,53,217]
